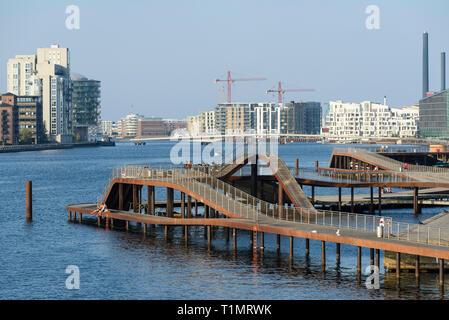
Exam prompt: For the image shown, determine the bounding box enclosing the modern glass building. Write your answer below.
[71,73,101,141]
[418,89,449,138]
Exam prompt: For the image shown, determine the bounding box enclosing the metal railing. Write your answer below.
[333,148,449,175]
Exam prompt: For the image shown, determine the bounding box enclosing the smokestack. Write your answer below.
[442,52,446,92]
[423,31,429,98]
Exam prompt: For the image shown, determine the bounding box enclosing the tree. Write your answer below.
[19,128,34,145]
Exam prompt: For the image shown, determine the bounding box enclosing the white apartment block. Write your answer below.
[7,55,41,96]
[325,100,418,141]
[254,103,283,136]
[187,115,201,136]
[101,120,114,136]
[120,113,143,137]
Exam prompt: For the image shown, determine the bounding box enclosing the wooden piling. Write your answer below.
[440,259,445,287]
[378,187,382,216]
[26,181,32,221]
[305,238,310,256]
[289,236,294,259]
[321,241,326,268]
[277,234,281,250]
[336,243,341,264]
[233,228,237,250]
[415,255,420,279]
[357,246,362,273]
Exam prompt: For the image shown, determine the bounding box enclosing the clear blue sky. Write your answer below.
[1,0,448,120]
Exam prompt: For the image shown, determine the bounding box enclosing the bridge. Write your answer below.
[67,149,449,287]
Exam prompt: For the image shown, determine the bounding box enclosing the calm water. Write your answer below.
[0,141,447,300]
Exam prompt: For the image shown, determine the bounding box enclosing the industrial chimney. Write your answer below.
[442,52,446,92]
[423,31,429,98]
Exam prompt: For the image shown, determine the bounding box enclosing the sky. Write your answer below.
[0,0,448,121]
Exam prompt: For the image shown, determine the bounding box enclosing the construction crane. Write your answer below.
[214,70,266,103]
[266,81,315,104]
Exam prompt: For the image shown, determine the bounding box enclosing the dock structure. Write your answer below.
[67,149,449,287]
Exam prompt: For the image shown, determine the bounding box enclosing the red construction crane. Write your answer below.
[214,70,266,103]
[266,81,315,104]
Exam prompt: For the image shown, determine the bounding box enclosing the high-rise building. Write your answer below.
[71,73,101,141]
[215,103,256,135]
[284,101,322,134]
[419,90,449,138]
[7,44,72,143]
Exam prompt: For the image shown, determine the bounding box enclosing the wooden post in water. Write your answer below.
[118,183,123,211]
[26,181,32,221]
[277,234,281,251]
[133,184,138,213]
[370,248,375,265]
[289,236,294,259]
[415,255,420,280]
[305,238,310,256]
[181,192,185,217]
[167,188,174,217]
[413,187,420,215]
[311,186,315,205]
[336,243,341,264]
[357,246,362,274]
[338,187,342,211]
[295,158,299,176]
[396,252,401,281]
[440,259,445,288]
[187,195,192,218]
[321,241,326,269]
[233,228,237,251]
[376,249,380,268]
[315,160,319,172]
[378,187,382,216]
[260,232,264,250]
[278,183,283,219]
[147,186,154,215]
[369,187,374,214]
[350,187,355,213]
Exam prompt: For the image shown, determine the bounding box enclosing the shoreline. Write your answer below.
[0,141,115,154]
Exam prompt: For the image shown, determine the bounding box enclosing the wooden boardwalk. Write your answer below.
[67,151,449,285]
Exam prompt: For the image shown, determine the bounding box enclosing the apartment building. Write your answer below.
[324,100,418,141]
[120,113,143,137]
[7,45,72,142]
[0,93,18,144]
